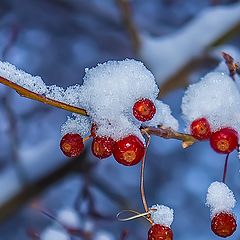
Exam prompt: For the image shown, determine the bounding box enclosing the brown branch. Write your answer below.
[116,0,141,54]
[222,52,239,80]
[143,126,198,148]
[0,76,88,116]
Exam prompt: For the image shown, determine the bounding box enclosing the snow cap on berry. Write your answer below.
[61,115,90,137]
[150,204,174,227]
[206,181,236,216]
[181,72,240,134]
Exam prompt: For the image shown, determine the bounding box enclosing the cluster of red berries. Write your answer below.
[148,224,173,240]
[211,212,237,238]
[60,98,156,166]
[190,118,239,154]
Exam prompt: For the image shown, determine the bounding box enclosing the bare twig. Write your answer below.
[0,76,88,116]
[143,126,198,148]
[116,0,141,54]
[222,52,239,80]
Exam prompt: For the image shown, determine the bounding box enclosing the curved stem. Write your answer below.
[222,153,230,183]
[140,136,153,224]
[0,76,88,116]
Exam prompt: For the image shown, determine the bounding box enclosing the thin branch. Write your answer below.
[0,76,88,116]
[116,0,141,54]
[143,126,198,148]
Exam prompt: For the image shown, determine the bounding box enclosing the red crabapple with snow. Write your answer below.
[148,205,174,240]
[181,72,240,154]
[59,59,178,163]
[206,182,237,238]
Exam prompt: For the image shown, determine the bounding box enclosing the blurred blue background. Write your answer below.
[0,0,239,239]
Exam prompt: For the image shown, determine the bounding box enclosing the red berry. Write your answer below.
[91,136,114,159]
[133,98,156,122]
[60,133,84,158]
[210,127,238,154]
[211,212,237,238]
[148,224,173,240]
[113,135,145,166]
[190,118,211,140]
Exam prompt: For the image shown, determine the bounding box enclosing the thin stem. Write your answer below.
[140,136,153,224]
[222,153,230,183]
[0,76,88,116]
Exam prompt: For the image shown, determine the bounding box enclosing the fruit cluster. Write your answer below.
[60,98,156,166]
[190,118,239,154]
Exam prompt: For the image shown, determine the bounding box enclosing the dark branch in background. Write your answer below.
[115,0,240,96]
[116,0,141,54]
[0,153,128,222]
[159,55,218,97]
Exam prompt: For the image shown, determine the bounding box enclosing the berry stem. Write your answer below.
[83,135,92,143]
[222,153,230,183]
[140,135,153,224]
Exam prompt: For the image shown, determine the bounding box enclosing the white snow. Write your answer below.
[140,3,240,86]
[181,71,240,133]
[61,114,91,137]
[40,227,70,240]
[150,204,174,227]
[206,181,236,216]
[0,61,47,94]
[144,100,179,130]
[57,208,81,228]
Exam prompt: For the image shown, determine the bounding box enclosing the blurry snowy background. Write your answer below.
[0,0,240,239]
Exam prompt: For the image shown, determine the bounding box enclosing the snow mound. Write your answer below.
[77,59,178,141]
[150,204,174,227]
[206,181,236,216]
[181,71,240,133]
